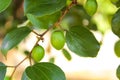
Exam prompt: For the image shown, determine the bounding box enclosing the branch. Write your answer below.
[36,0,77,37]
[8,1,78,79]
[9,56,28,80]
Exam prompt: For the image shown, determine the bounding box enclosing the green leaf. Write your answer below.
[1,27,31,56]
[24,0,66,16]
[112,9,120,37]
[66,26,100,57]
[62,49,72,61]
[117,65,120,79]
[0,0,12,13]
[25,62,66,80]
[0,62,7,80]
[21,72,31,80]
[114,40,120,57]
[27,14,42,29]
[27,12,61,29]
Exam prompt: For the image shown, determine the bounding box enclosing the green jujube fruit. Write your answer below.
[51,30,65,50]
[84,0,98,16]
[114,40,120,57]
[31,45,45,62]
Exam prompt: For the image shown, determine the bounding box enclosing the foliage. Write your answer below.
[66,25,100,57]
[0,62,6,80]
[0,0,12,13]
[0,0,120,80]
[1,27,31,56]
[25,62,66,80]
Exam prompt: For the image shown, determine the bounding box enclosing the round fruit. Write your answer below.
[51,30,65,50]
[112,9,120,37]
[84,0,98,16]
[31,45,45,62]
[114,40,120,57]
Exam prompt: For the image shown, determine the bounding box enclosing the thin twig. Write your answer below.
[57,2,73,25]
[6,66,15,68]
[9,56,28,80]
[32,30,40,36]
[9,68,17,80]
[16,57,28,67]
[40,0,77,37]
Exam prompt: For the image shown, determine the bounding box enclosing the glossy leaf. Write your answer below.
[0,0,12,13]
[1,27,31,56]
[25,62,66,80]
[62,49,72,61]
[114,40,120,57]
[24,0,66,16]
[0,62,7,80]
[117,65,120,79]
[112,9,120,37]
[21,72,31,80]
[27,12,61,29]
[27,14,42,29]
[66,26,100,57]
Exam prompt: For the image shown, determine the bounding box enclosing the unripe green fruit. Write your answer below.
[114,40,120,57]
[31,45,45,62]
[51,30,65,50]
[84,0,98,16]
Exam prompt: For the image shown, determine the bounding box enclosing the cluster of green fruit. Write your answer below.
[31,0,98,63]
[31,30,66,62]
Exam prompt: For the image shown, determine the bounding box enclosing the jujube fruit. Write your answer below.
[51,30,65,50]
[84,0,98,16]
[31,45,45,62]
[114,40,120,57]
